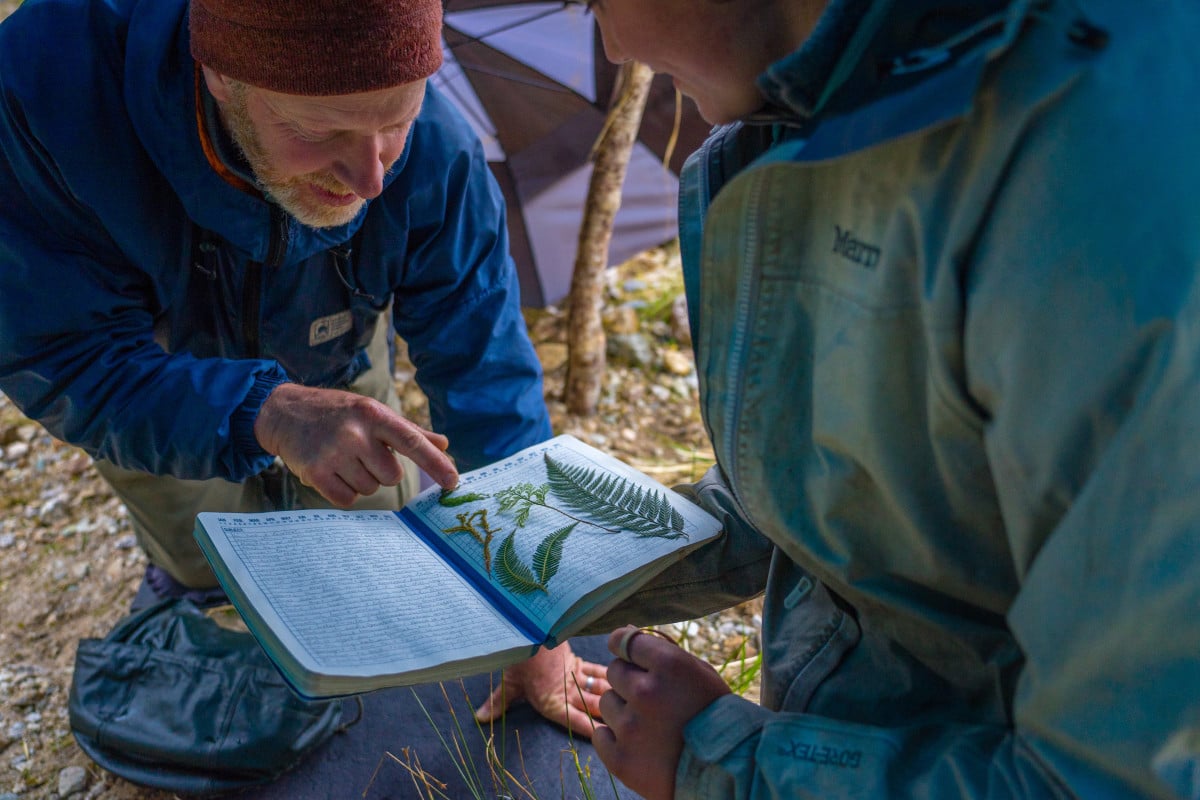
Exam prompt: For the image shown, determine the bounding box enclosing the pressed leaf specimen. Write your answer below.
[438,451,687,598]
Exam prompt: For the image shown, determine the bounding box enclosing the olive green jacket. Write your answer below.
[597,0,1200,796]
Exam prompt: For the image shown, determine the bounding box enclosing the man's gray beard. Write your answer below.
[218,84,363,229]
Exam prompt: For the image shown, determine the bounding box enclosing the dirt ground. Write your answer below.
[0,240,761,799]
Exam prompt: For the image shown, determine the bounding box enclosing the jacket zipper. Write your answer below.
[241,260,263,359]
[721,171,768,492]
[243,207,289,358]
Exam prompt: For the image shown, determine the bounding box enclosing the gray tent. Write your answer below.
[437,1,710,306]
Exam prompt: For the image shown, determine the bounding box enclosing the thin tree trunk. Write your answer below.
[564,61,654,416]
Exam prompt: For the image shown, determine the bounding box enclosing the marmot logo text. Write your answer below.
[832,225,881,269]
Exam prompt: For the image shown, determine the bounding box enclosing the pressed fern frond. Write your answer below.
[532,523,576,587]
[495,532,546,595]
[494,483,549,527]
[544,455,687,538]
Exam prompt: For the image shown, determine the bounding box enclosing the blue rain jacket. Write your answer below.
[0,0,550,481]
[590,0,1200,797]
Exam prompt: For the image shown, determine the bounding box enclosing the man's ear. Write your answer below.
[200,65,234,103]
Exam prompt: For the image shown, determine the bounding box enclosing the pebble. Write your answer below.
[661,350,694,376]
[607,333,657,369]
[0,535,13,549]
[603,306,640,335]
[11,691,41,709]
[4,442,28,461]
[58,765,87,797]
[534,342,568,373]
[670,294,692,346]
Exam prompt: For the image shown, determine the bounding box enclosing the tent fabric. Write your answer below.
[436,1,711,306]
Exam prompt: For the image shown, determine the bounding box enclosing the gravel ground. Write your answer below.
[0,240,762,799]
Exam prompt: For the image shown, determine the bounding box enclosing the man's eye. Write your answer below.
[289,127,332,143]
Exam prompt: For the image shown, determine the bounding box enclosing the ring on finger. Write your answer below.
[617,627,642,662]
[584,675,595,692]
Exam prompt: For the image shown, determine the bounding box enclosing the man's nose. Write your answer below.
[333,135,387,199]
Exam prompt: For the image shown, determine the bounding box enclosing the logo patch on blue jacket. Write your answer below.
[309,311,353,347]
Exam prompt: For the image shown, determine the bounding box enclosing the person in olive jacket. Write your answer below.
[579,1,1200,798]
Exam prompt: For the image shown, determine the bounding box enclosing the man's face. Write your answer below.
[204,68,426,228]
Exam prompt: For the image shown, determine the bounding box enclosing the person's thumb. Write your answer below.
[473,679,524,723]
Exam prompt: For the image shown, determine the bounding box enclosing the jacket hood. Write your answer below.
[122,0,411,265]
[754,0,1058,159]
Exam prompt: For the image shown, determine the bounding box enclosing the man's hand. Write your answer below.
[592,626,731,800]
[253,383,458,507]
[474,642,609,739]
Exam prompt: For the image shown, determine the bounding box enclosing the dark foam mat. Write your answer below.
[242,635,638,800]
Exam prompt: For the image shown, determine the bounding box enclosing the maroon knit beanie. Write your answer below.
[189,0,443,96]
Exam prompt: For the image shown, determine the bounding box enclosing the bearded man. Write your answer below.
[0,0,608,774]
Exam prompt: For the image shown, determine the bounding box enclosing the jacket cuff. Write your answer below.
[230,369,291,461]
[676,694,771,799]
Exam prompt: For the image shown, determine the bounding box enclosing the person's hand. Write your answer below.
[253,383,458,507]
[474,643,609,739]
[593,626,731,800]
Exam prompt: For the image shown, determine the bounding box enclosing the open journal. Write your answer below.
[193,435,722,699]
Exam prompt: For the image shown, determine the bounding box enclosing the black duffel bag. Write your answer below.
[69,598,347,797]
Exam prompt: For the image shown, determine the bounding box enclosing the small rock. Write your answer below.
[534,342,568,373]
[670,294,692,346]
[603,306,640,335]
[0,534,14,549]
[71,563,89,580]
[4,442,28,461]
[622,278,647,293]
[115,534,137,550]
[607,333,657,369]
[661,350,694,376]
[65,452,92,475]
[11,690,42,708]
[58,765,88,798]
[1,792,19,800]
